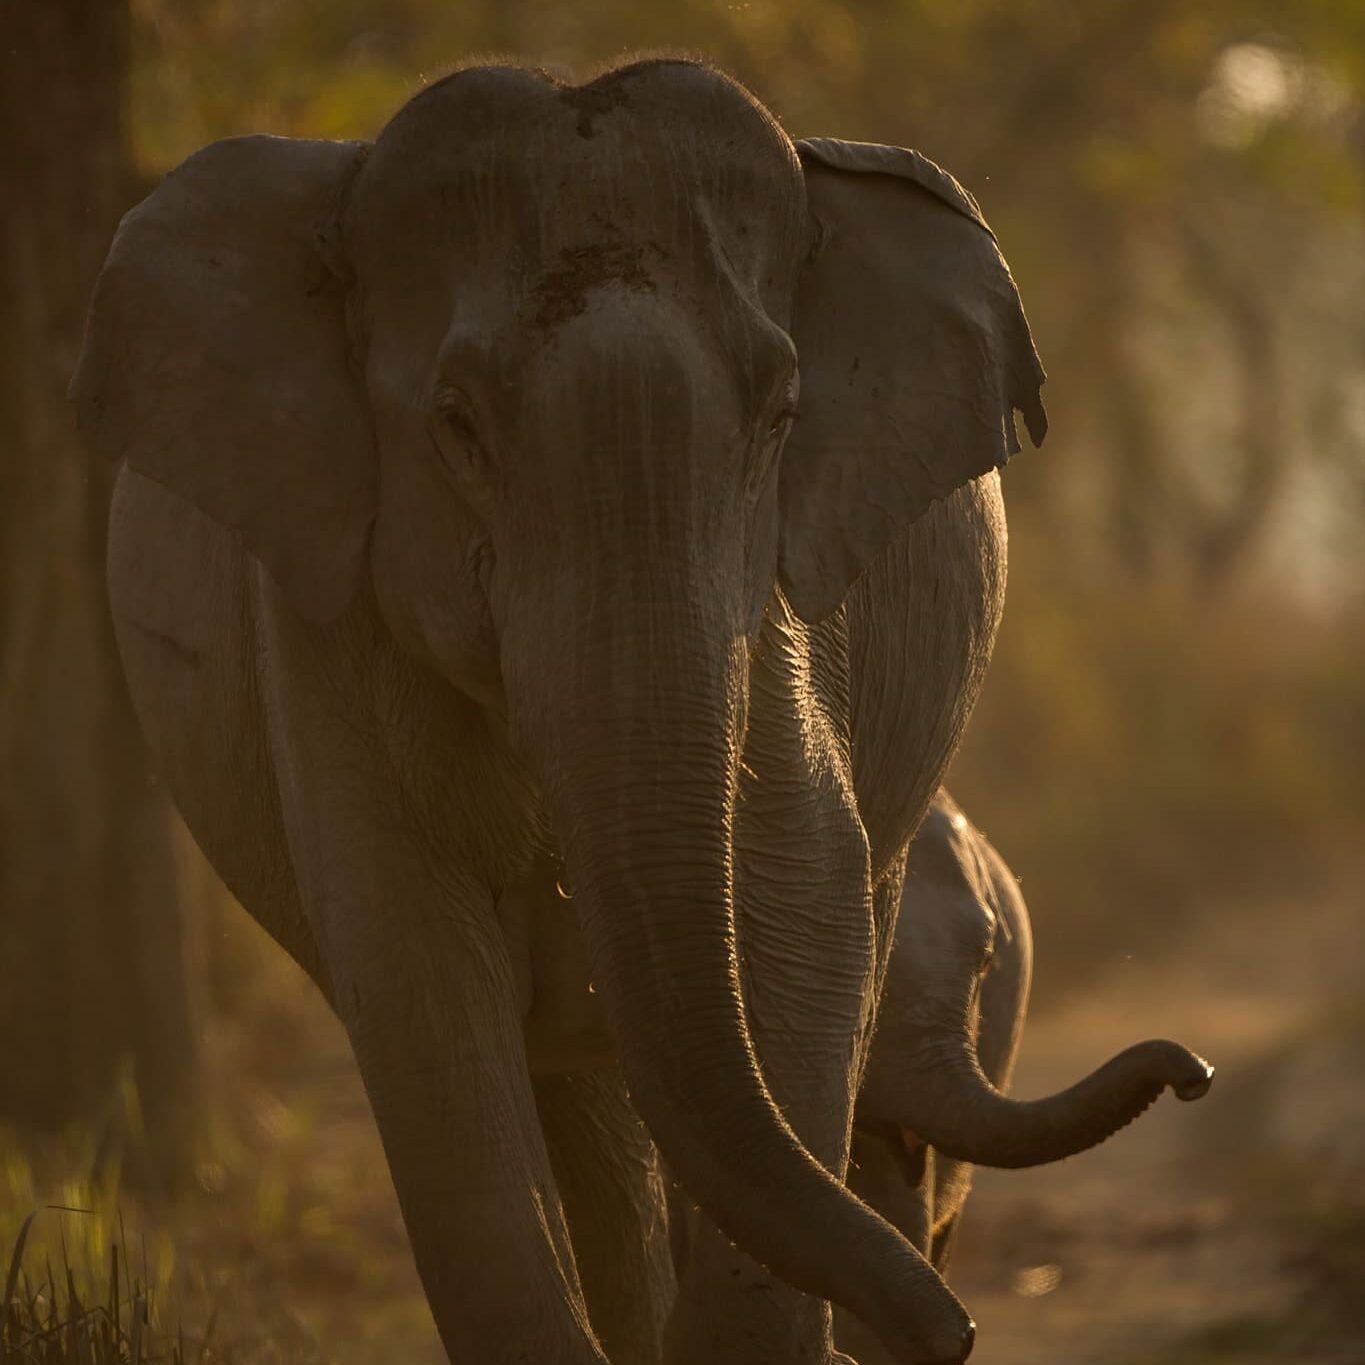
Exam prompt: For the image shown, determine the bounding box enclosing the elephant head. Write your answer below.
[860,794,1214,1171]
[71,61,1045,1361]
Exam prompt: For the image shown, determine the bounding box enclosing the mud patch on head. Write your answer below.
[558,73,634,139]
[532,239,656,331]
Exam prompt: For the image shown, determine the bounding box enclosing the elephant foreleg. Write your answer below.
[535,1068,676,1365]
[259,600,603,1365]
[838,1131,936,1361]
[319,864,603,1365]
[931,1210,964,1277]
[867,849,911,1053]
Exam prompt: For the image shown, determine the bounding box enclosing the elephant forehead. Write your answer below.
[366,59,798,187]
[348,61,803,286]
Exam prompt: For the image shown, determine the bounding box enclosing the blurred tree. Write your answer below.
[0,0,202,1182]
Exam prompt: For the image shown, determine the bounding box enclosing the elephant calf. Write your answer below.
[834,790,1214,1360]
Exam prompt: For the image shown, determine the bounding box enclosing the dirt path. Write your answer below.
[947,885,1363,1364]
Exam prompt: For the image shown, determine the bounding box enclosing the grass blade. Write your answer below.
[110,1239,121,1338]
[4,1212,35,1317]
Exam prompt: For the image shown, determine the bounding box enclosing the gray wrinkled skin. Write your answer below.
[73,59,1045,1365]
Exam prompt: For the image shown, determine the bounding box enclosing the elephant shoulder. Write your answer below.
[109,464,260,674]
[108,466,327,989]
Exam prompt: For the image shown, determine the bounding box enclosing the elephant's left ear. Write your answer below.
[69,135,376,622]
[781,138,1047,623]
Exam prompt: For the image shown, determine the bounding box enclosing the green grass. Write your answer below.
[2,1210,206,1365]
[0,1043,435,1365]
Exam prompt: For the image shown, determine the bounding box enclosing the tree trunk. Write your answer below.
[0,0,201,1185]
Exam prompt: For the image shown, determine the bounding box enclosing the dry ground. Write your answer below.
[951,875,1365,1364]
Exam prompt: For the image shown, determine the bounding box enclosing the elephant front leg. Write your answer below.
[535,1067,676,1365]
[666,600,875,1365]
[838,1130,936,1362]
[258,592,605,1365]
[326,872,604,1365]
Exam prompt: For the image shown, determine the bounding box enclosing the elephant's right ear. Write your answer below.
[781,139,1047,624]
[71,135,376,622]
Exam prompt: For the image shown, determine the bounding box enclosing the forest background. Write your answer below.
[2,2,1363,1361]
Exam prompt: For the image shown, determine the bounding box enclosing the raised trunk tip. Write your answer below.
[897,1035,1214,1170]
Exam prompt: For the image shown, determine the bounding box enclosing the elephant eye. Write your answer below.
[745,415,790,500]
[747,386,797,496]
[431,387,489,480]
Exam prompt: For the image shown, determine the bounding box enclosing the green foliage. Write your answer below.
[127,1,1365,164]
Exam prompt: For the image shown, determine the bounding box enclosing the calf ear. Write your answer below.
[781,138,1046,623]
[71,135,376,622]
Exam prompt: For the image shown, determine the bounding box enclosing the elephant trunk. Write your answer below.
[897,1022,1214,1169]
[501,577,974,1365]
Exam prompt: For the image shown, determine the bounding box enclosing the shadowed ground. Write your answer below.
[3,864,1360,1364]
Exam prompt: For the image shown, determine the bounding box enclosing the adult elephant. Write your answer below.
[836,792,1213,1363]
[72,60,1045,1365]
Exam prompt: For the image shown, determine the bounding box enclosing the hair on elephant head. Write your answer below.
[73,59,1046,1365]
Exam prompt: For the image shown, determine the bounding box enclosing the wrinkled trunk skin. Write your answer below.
[662,591,878,1365]
[498,574,972,1363]
[483,285,975,1362]
[898,1027,1214,1170]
